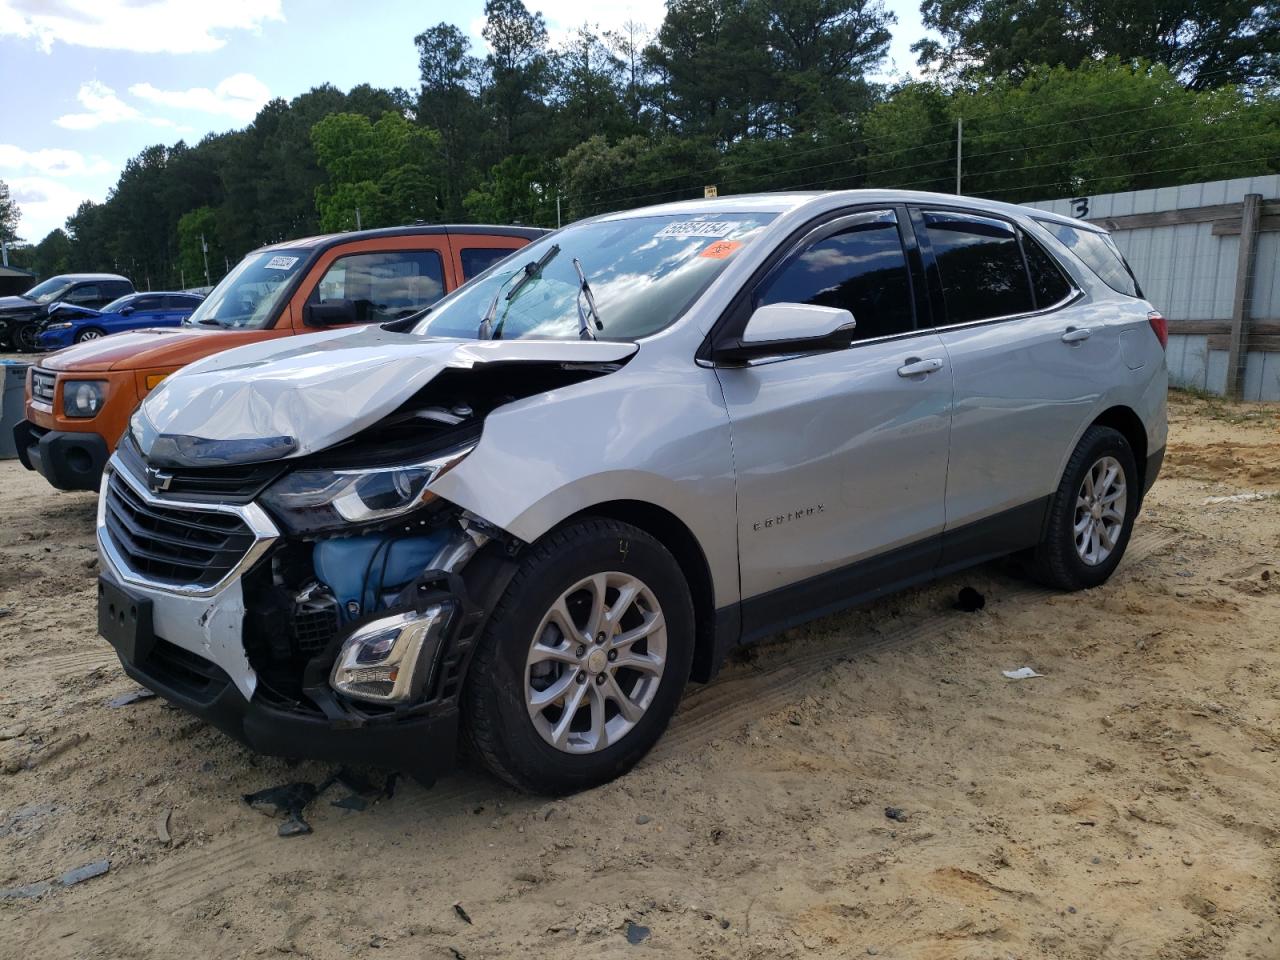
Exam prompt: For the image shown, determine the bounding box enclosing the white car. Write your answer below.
[96,190,1168,794]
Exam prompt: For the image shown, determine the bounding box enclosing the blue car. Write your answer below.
[36,291,205,350]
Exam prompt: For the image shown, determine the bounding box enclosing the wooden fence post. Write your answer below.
[1226,193,1262,399]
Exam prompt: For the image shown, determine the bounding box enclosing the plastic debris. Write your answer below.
[884,806,908,822]
[953,586,986,612]
[626,921,651,944]
[107,688,156,708]
[244,781,321,837]
[1202,491,1277,505]
[1002,667,1045,680]
[60,859,110,887]
[156,807,172,844]
[0,881,51,900]
[453,902,473,925]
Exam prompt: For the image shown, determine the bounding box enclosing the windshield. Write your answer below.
[22,277,75,304]
[414,213,776,341]
[184,248,308,329]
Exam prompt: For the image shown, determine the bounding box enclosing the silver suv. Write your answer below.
[96,191,1167,794]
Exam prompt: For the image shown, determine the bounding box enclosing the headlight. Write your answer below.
[44,322,73,331]
[63,380,107,418]
[259,442,475,533]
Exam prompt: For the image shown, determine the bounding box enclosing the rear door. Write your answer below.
[911,207,1111,564]
[716,208,953,636]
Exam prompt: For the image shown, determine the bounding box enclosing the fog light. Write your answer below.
[329,604,453,704]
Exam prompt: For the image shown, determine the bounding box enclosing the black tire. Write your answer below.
[13,322,39,353]
[1030,425,1140,591]
[75,327,106,343]
[463,517,694,795]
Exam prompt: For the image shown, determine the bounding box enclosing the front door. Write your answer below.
[715,209,953,639]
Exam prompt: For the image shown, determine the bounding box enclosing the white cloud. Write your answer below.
[3,176,95,241]
[130,73,271,123]
[55,80,140,130]
[0,0,284,54]
[54,80,190,131]
[0,144,113,177]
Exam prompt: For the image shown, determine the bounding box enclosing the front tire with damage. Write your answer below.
[463,517,694,795]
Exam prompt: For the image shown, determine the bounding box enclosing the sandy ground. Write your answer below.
[1,392,1277,959]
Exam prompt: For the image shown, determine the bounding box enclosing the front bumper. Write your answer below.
[13,420,110,491]
[35,328,74,351]
[98,573,459,783]
[95,457,466,783]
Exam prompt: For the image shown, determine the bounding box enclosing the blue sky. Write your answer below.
[0,0,931,243]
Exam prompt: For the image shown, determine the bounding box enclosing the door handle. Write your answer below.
[897,357,944,377]
[1061,326,1092,343]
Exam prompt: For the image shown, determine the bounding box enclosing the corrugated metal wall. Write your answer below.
[1028,175,1280,400]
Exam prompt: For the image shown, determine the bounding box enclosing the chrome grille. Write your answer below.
[102,471,257,588]
[31,369,55,405]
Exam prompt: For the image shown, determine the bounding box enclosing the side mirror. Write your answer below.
[304,299,359,326]
[712,303,857,364]
[119,305,135,315]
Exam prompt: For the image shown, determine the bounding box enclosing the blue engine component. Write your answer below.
[313,531,452,621]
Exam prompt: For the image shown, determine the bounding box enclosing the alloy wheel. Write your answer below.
[1074,455,1126,566]
[525,571,667,754]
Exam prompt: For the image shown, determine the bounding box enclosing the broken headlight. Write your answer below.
[259,443,475,533]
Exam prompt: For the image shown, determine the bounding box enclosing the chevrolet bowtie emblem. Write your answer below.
[144,466,173,491]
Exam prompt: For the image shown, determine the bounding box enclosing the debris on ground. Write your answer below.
[1002,666,1045,680]
[625,920,651,944]
[60,859,109,887]
[106,688,156,708]
[0,880,51,900]
[884,807,908,822]
[953,586,986,612]
[243,781,322,837]
[156,807,172,844]
[1202,490,1277,505]
[453,902,473,925]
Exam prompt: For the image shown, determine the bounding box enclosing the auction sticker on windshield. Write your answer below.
[699,240,744,259]
[265,255,301,270]
[655,220,738,239]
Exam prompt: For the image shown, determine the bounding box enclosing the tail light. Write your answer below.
[1147,310,1168,351]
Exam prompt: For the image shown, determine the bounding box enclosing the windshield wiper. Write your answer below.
[572,258,603,341]
[479,243,560,340]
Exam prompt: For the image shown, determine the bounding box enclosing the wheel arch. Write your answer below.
[1089,404,1149,490]
[564,499,720,684]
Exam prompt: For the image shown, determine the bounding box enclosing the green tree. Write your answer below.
[916,0,1280,89]
[416,23,484,219]
[31,229,73,278]
[482,0,552,155]
[177,206,220,287]
[0,179,20,245]
[311,112,443,231]
[862,60,1280,201]
[559,133,722,221]
[464,154,557,225]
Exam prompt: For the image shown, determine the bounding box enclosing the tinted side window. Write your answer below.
[66,284,101,305]
[166,295,200,309]
[313,251,445,323]
[922,211,1034,324]
[755,211,915,342]
[131,295,164,311]
[1021,231,1073,308]
[1035,219,1139,297]
[460,246,515,280]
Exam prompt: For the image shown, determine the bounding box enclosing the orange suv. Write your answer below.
[14,224,543,491]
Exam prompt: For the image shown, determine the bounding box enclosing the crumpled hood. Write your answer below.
[0,296,38,316]
[137,324,638,464]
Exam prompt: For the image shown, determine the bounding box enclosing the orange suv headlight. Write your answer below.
[63,380,107,418]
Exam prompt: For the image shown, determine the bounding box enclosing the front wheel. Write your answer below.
[464,517,694,795]
[13,322,39,352]
[74,327,105,343]
[1030,425,1140,591]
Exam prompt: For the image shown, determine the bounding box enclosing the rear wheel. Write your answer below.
[74,327,105,343]
[1030,425,1139,590]
[464,517,694,795]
